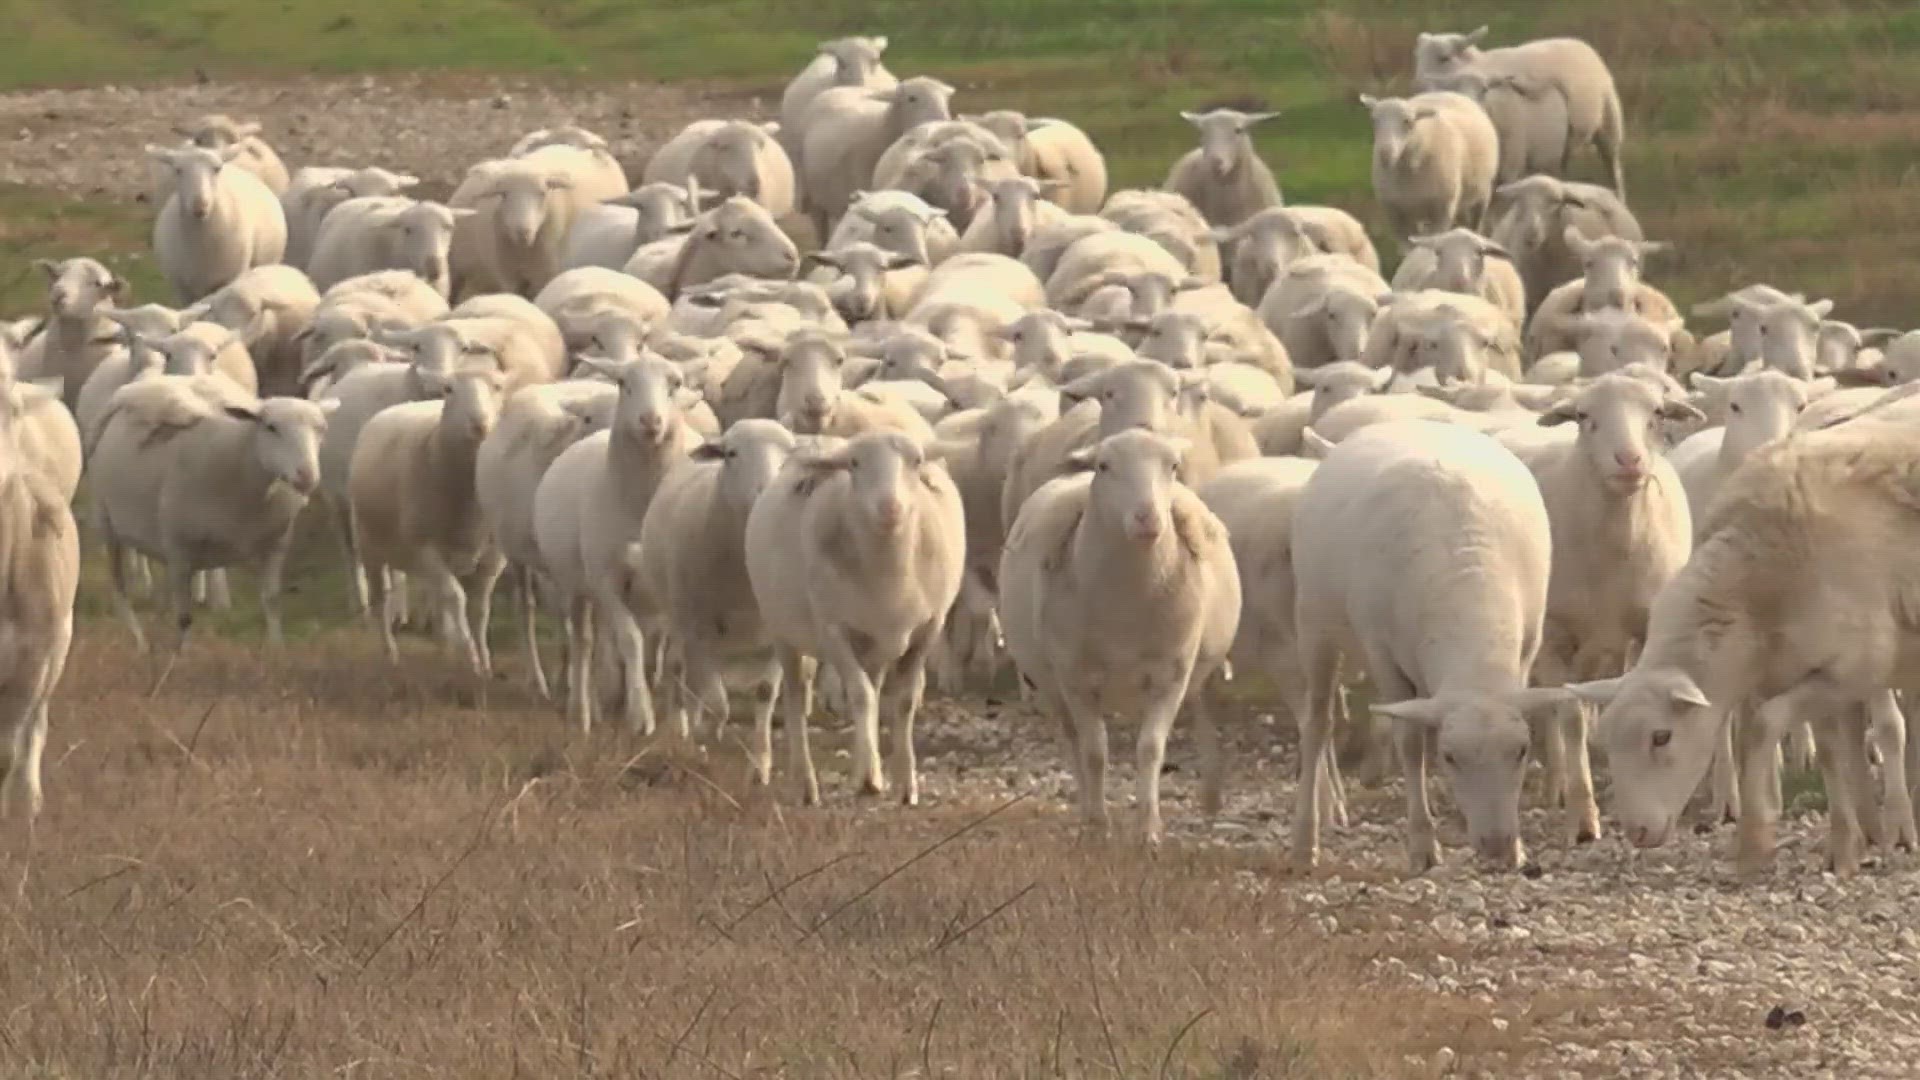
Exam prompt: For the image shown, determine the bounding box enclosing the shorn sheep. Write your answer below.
[147,143,289,304]
[1359,91,1499,240]
[999,427,1241,842]
[745,431,965,806]
[1163,109,1284,230]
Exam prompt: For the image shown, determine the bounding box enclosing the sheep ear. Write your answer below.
[1063,446,1099,473]
[315,397,343,417]
[1564,676,1625,709]
[1357,94,1378,109]
[883,251,923,271]
[1832,366,1890,388]
[1060,316,1094,332]
[223,404,261,423]
[145,144,179,164]
[1657,398,1706,423]
[1179,110,1206,126]
[1244,111,1281,126]
[1538,401,1580,427]
[1370,366,1397,391]
[1808,298,1836,318]
[33,259,58,281]
[690,439,728,462]
[544,175,574,191]
[1636,240,1673,259]
[1371,697,1447,730]
[1298,428,1334,459]
[1465,25,1490,44]
[234,121,263,138]
[448,207,480,221]
[664,220,698,236]
[393,173,422,189]
[803,252,842,273]
[1507,687,1578,722]
[216,143,247,164]
[1414,383,1452,402]
[1478,238,1514,262]
[575,355,623,380]
[799,444,854,475]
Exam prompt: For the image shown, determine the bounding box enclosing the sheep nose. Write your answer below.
[1126,509,1163,541]
[636,414,666,440]
[1615,451,1644,473]
[875,495,905,529]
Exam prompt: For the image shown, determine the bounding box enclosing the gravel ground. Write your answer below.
[6,73,1917,1079]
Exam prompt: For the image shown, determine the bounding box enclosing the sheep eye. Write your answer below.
[1515,744,1528,762]
[1651,730,1672,749]
[1096,462,1109,473]
[1729,403,1742,415]
[1443,752,1457,767]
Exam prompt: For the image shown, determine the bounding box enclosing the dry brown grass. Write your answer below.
[0,629,1516,1078]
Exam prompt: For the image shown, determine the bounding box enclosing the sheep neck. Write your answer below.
[1068,503,1189,603]
[606,420,684,516]
[1636,526,1761,705]
[43,311,108,366]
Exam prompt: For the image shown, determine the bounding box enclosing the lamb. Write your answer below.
[1425,70,1569,188]
[778,36,896,170]
[173,114,290,194]
[1291,419,1561,871]
[1216,205,1378,305]
[1524,375,1700,843]
[1099,189,1223,282]
[645,120,796,219]
[957,175,1072,258]
[349,361,508,676]
[1486,176,1640,319]
[1359,92,1500,240]
[1524,230,1679,359]
[90,379,336,652]
[1568,420,1920,873]
[305,197,473,299]
[533,356,704,733]
[970,112,1108,214]
[281,166,420,268]
[999,427,1240,840]
[16,257,125,411]
[744,430,966,805]
[0,353,80,824]
[799,76,956,238]
[1163,108,1285,231]
[474,378,620,699]
[638,419,800,774]
[147,143,289,304]
[196,264,322,397]
[1390,228,1527,330]
[456,145,630,299]
[1413,28,1626,196]
[624,196,801,298]
[560,181,706,273]
[1256,253,1390,370]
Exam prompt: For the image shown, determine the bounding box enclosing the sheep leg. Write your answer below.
[462,554,506,678]
[564,596,595,734]
[882,640,932,807]
[1812,708,1866,876]
[259,527,298,648]
[106,536,148,654]
[1289,639,1342,870]
[0,670,55,822]
[519,567,552,701]
[420,558,481,677]
[1321,742,1348,830]
[1741,683,1844,874]
[746,659,783,786]
[1394,718,1444,875]
[1192,678,1224,818]
[1060,687,1111,837]
[590,598,654,737]
[1706,711,1740,825]
[330,496,368,616]
[364,559,400,664]
[1132,665,1198,846]
[1786,720,1817,773]
[779,648,819,806]
[1598,92,1627,198]
[1559,698,1602,843]
[206,569,233,611]
[819,628,884,796]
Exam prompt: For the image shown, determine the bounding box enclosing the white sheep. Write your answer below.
[196,264,321,397]
[90,379,336,652]
[873,123,1020,233]
[1414,28,1626,196]
[1487,176,1642,321]
[306,197,473,299]
[173,114,290,194]
[958,175,1073,258]
[970,111,1108,214]
[1256,253,1390,370]
[1390,228,1526,330]
[560,181,706,273]
[533,355,703,733]
[1292,419,1560,871]
[996,310,1134,385]
[1426,71,1568,188]
[0,352,79,824]
[744,430,966,804]
[1524,230,1679,360]
[624,196,801,298]
[1216,205,1378,306]
[1525,375,1700,843]
[827,190,960,266]
[456,145,629,299]
[779,36,896,170]
[1164,108,1284,229]
[1046,230,1194,312]
[1569,420,1920,873]
[281,166,420,268]
[17,257,125,411]
[147,143,289,304]
[1359,92,1499,240]
[1566,307,1686,379]
[296,271,451,378]
[999,427,1239,840]
[774,329,937,442]
[804,242,926,323]
[799,76,956,238]
[474,378,620,699]
[638,418,800,773]
[1099,189,1223,282]
[533,267,672,354]
[645,120,796,218]
[349,362,508,675]
[382,304,564,393]
[1683,283,1805,379]
[1371,290,1522,382]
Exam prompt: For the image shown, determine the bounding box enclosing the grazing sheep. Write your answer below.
[645,120,796,218]
[560,181,705,274]
[999,428,1240,840]
[91,380,335,652]
[306,197,473,298]
[1164,109,1284,229]
[147,144,289,304]
[349,362,508,676]
[639,419,800,774]
[1569,420,1920,873]
[0,353,80,824]
[197,265,322,397]
[1390,228,1526,330]
[474,378,620,699]
[1217,205,1378,305]
[1359,92,1500,240]
[17,257,126,411]
[779,36,896,170]
[534,356,703,733]
[1487,175,1641,321]
[799,76,956,238]
[744,430,966,804]
[281,166,420,268]
[1292,419,1559,871]
[1256,253,1390,370]
[1525,375,1700,844]
[1524,230,1679,359]
[624,196,801,298]
[173,114,290,194]
[1414,28,1626,196]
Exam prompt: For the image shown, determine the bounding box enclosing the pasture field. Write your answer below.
[0,1,1915,1075]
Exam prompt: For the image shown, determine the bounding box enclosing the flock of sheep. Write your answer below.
[2,25,1919,881]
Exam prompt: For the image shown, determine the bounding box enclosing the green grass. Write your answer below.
[1,0,1916,318]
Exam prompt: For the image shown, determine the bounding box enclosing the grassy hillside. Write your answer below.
[1,1,1918,318]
